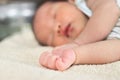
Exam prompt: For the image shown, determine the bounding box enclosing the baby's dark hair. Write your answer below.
[32,0,67,46]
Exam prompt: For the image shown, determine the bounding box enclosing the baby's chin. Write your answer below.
[53,41,73,47]
[52,43,65,47]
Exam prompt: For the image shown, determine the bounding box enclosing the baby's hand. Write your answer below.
[39,43,78,71]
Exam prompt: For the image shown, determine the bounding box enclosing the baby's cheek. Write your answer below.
[53,38,70,46]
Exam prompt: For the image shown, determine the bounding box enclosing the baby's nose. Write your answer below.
[57,25,64,35]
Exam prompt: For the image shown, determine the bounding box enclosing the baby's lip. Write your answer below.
[64,24,71,37]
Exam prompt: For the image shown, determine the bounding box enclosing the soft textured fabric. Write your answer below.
[75,0,92,17]
[107,20,120,39]
[116,0,120,8]
[0,26,120,80]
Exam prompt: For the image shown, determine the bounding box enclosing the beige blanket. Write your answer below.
[0,26,120,80]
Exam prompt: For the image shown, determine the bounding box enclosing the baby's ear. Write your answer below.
[68,0,75,4]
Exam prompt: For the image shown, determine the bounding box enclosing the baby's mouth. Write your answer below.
[64,24,71,37]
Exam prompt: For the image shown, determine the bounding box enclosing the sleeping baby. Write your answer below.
[33,0,120,71]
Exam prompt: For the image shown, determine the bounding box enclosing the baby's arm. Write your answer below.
[73,40,120,64]
[75,0,120,45]
[40,39,120,71]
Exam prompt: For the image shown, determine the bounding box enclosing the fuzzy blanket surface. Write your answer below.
[0,26,120,80]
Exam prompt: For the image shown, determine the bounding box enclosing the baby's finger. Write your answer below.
[47,54,59,69]
[56,58,68,71]
[56,50,76,71]
[39,51,50,67]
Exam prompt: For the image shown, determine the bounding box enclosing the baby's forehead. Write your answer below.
[35,2,52,25]
[38,2,54,12]
[35,2,54,21]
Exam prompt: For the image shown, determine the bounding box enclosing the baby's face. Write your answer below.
[34,1,88,46]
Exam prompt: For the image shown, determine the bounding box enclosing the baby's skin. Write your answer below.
[40,43,78,71]
[36,0,120,71]
[40,40,120,71]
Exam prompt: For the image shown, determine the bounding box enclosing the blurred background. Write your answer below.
[0,0,41,41]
